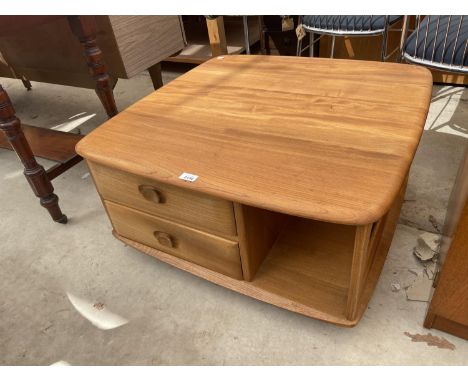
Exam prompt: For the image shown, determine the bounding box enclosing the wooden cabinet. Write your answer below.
[77,55,432,327]
[0,16,186,88]
[85,158,407,326]
[424,146,468,340]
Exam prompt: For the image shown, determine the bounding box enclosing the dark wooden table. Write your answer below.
[0,16,117,223]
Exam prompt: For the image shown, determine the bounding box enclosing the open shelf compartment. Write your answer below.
[251,217,354,320]
[115,215,386,326]
[112,175,404,327]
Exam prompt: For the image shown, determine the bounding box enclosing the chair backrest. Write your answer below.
[400,15,468,73]
[302,15,390,35]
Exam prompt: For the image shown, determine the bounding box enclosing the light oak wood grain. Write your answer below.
[88,162,237,238]
[346,223,372,320]
[431,71,468,86]
[360,176,407,288]
[352,175,406,322]
[113,219,356,325]
[206,17,228,57]
[365,218,386,280]
[234,203,287,281]
[77,55,432,225]
[106,201,242,280]
[112,174,404,326]
[78,55,428,326]
[251,217,354,319]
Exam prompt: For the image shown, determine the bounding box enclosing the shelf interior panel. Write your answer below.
[251,217,355,319]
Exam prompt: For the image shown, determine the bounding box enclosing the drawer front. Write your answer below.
[106,201,243,280]
[89,162,237,237]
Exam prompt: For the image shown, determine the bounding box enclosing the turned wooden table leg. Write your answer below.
[67,16,118,119]
[0,85,67,223]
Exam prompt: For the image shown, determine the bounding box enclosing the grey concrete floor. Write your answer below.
[1,65,468,365]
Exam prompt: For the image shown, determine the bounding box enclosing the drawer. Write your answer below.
[88,162,237,237]
[105,201,243,280]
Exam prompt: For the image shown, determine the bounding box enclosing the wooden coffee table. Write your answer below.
[77,55,432,326]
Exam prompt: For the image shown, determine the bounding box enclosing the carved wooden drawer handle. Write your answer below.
[138,185,164,203]
[153,231,175,248]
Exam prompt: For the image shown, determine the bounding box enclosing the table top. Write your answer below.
[77,55,432,225]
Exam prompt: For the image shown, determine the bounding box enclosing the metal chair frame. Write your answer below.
[297,15,401,61]
[400,15,468,74]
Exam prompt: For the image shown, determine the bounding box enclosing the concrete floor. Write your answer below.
[1,65,468,365]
